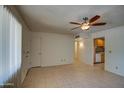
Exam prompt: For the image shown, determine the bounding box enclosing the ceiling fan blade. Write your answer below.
[71,26,80,30]
[89,15,100,23]
[70,22,81,25]
[91,22,106,26]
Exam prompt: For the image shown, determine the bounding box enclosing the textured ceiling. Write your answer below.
[17,5,124,34]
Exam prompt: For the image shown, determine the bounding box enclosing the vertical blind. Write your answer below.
[0,6,22,87]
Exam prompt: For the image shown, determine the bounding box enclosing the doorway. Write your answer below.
[74,37,83,64]
[74,39,80,63]
[94,37,105,66]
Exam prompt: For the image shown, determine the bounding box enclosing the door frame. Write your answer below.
[93,37,105,64]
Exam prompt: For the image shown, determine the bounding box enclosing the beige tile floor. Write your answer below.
[22,62,124,88]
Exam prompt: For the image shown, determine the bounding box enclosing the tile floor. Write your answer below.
[22,63,124,88]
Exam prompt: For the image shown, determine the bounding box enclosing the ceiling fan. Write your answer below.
[70,15,106,31]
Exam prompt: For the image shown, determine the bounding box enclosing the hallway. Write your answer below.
[22,63,124,88]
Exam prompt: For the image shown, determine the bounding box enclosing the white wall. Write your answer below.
[92,26,124,76]
[31,32,74,67]
[79,32,93,65]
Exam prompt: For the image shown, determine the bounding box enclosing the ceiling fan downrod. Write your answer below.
[83,17,88,22]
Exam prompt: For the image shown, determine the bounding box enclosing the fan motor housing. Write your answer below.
[75,35,80,39]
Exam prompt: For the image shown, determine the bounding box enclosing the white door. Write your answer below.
[31,37,41,67]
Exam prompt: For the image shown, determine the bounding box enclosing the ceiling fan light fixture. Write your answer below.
[70,15,106,31]
[81,22,90,30]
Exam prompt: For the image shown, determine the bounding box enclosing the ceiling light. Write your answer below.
[81,22,90,30]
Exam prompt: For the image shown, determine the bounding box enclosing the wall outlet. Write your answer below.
[115,66,118,70]
[60,59,66,62]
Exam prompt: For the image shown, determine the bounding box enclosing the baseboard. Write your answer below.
[41,63,73,67]
[105,68,124,77]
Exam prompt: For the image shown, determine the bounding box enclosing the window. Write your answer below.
[0,6,22,87]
